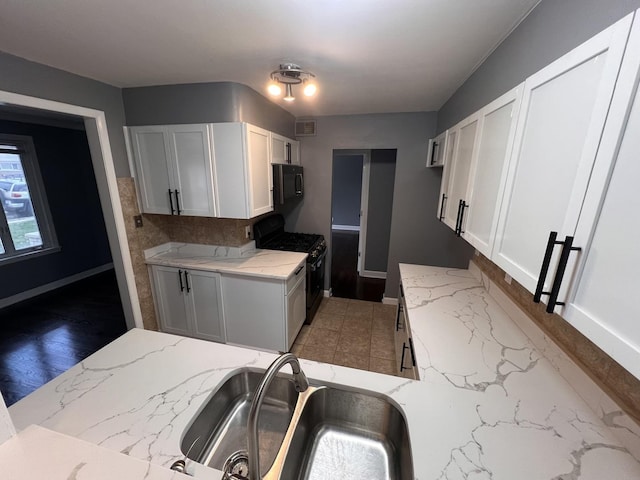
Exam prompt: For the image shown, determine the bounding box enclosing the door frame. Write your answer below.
[0,89,142,329]
[357,151,371,275]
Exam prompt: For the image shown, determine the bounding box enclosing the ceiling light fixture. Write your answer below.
[268,63,317,102]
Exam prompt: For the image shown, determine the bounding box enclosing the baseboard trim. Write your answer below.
[360,270,387,279]
[382,296,398,305]
[0,263,114,309]
[331,224,360,232]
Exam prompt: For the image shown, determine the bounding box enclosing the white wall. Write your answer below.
[288,112,473,298]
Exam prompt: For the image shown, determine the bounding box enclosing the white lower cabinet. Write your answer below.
[394,284,417,380]
[222,263,306,352]
[150,266,225,343]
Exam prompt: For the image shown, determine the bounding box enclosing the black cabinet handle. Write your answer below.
[546,236,581,313]
[455,200,467,235]
[168,189,175,215]
[408,337,416,367]
[533,231,581,312]
[439,194,447,221]
[295,265,304,275]
[430,140,438,166]
[396,304,403,331]
[286,142,292,164]
[533,231,560,303]
[184,270,191,293]
[174,189,182,215]
[400,342,409,371]
[178,269,184,292]
[457,201,468,236]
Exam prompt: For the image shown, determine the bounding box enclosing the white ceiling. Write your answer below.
[0,0,540,117]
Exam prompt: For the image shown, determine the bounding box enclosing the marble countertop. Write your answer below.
[398,262,640,477]
[3,262,640,479]
[144,242,307,280]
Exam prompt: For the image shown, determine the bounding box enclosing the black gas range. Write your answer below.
[253,214,326,323]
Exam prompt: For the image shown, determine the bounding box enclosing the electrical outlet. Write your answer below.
[134,215,143,228]
[245,225,252,239]
[474,249,480,256]
[504,273,512,285]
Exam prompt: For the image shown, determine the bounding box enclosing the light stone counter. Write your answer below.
[144,242,307,280]
[6,322,640,479]
[0,425,190,480]
[399,261,640,477]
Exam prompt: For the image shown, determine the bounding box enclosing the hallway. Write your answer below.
[330,229,386,301]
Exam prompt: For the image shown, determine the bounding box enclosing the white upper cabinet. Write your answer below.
[213,122,273,219]
[551,17,640,380]
[426,130,447,168]
[436,128,458,222]
[270,133,300,165]
[461,84,523,257]
[441,112,481,231]
[491,14,633,293]
[130,124,216,217]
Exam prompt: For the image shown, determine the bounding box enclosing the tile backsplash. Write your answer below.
[472,252,640,425]
[116,177,258,330]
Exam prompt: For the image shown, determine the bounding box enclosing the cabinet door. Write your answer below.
[130,126,173,214]
[288,140,301,165]
[462,85,523,256]
[286,275,306,349]
[442,113,480,231]
[436,129,458,221]
[560,22,640,380]
[151,266,190,336]
[427,130,447,168]
[270,133,286,164]
[168,124,216,217]
[246,125,273,217]
[185,270,225,343]
[492,16,632,293]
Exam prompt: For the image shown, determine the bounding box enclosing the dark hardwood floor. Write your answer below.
[330,230,386,301]
[0,269,127,406]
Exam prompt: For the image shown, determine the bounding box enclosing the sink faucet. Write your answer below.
[246,353,309,480]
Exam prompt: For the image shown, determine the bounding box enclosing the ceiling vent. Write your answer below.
[295,120,317,137]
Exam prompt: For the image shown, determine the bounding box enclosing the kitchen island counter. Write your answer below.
[6,322,640,479]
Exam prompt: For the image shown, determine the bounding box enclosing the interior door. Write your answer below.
[168,124,216,217]
[491,15,632,293]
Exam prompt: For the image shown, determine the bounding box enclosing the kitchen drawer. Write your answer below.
[286,261,306,293]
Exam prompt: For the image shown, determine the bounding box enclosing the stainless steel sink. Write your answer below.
[279,387,413,480]
[181,370,298,476]
[182,369,413,480]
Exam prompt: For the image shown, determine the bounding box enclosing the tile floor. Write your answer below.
[291,297,399,376]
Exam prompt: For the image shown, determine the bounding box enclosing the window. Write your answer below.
[0,134,58,261]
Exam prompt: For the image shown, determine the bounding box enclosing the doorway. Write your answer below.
[330,149,396,301]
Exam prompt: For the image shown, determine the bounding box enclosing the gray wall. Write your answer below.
[0,120,113,300]
[365,149,396,273]
[331,154,364,227]
[438,0,640,131]
[0,52,130,177]
[287,112,473,298]
[123,82,295,137]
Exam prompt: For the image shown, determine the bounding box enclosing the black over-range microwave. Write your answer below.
[273,164,303,206]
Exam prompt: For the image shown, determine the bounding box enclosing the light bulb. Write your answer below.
[283,84,295,102]
[267,81,282,96]
[303,81,317,97]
